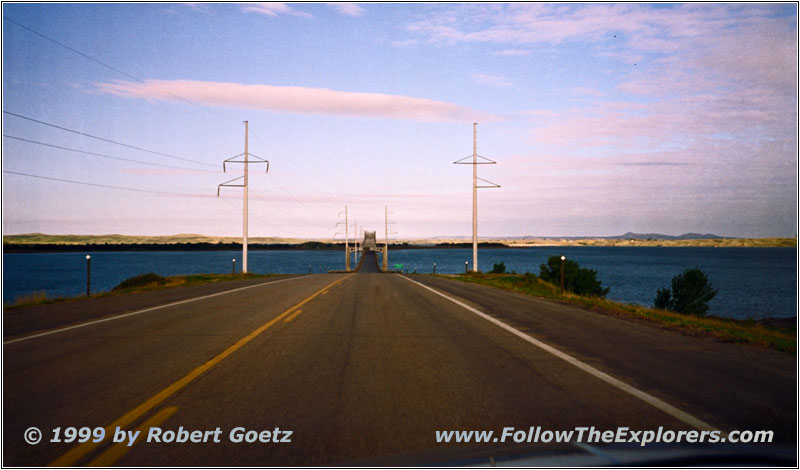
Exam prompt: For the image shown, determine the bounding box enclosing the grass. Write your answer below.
[13,290,50,306]
[5,272,275,309]
[443,272,796,353]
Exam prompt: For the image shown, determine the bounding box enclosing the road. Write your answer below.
[3,262,795,466]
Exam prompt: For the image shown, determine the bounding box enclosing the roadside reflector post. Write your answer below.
[465,261,469,274]
[85,254,91,297]
[560,255,566,295]
[232,259,236,277]
[433,262,437,274]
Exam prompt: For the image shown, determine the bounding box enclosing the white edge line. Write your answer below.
[398,274,721,433]
[4,276,306,345]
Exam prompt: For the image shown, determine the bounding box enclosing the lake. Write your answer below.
[2,247,796,320]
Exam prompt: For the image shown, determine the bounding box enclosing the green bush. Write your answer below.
[654,287,672,309]
[653,267,717,316]
[113,272,167,291]
[490,262,506,274]
[539,255,610,297]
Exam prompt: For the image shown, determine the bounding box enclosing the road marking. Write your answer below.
[49,274,352,467]
[5,276,305,345]
[398,275,719,432]
[284,309,303,322]
[86,406,178,467]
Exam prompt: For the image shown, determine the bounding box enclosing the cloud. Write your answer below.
[618,161,689,167]
[96,79,497,122]
[471,72,513,88]
[241,3,312,18]
[568,87,605,98]
[391,39,419,47]
[328,3,364,17]
[493,49,531,56]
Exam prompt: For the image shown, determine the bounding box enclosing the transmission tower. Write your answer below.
[383,206,396,271]
[217,121,268,273]
[454,123,499,272]
[335,205,350,271]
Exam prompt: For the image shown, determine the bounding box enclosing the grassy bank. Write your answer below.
[444,273,796,353]
[5,272,275,309]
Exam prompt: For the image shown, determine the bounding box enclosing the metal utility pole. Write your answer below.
[336,206,350,271]
[454,123,499,272]
[383,206,396,271]
[354,221,359,265]
[243,121,249,273]
[344,206,349,272]
[217,121,268,274]
[384,206,389,271]
[471,123,477,271]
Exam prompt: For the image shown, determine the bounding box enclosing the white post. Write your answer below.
[472,122,478,272]
[243,120,249,274]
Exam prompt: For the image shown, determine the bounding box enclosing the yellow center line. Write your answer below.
[87,407,178,467]
[49,274,352,467]
[283,309,303,323]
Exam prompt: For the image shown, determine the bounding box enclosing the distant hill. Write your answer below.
[3,232,794,249]
[609,232,726,241]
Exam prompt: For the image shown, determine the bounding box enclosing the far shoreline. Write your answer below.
[3,237,796,253]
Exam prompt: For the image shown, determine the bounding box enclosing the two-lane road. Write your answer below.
[3,263,795,466]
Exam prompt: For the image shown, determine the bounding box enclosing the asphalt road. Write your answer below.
[3,268,795,466]
[352,249,381,273]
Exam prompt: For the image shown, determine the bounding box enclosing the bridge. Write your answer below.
[3,266,795,465]
[343,229,388,272]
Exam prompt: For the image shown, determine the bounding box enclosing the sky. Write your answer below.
[2,2,797,239]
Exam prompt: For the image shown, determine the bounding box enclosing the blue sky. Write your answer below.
[2,3,797,239]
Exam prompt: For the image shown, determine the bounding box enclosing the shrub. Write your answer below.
[654,287,672,309]
[539,255,610,297]
[113,272,167,291]
[653,267,717,316]
[490,262,506,274]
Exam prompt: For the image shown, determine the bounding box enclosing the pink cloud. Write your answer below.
[241,3,312,18]
[493,49,531,56]
[96,79,496,122]
[471,72,513,88]
[328,3,364,17]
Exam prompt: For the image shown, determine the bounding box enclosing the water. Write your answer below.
[3,247,796,320]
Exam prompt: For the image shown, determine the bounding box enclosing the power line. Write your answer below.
[217,195,292,234]
[3,110,218,167]
[249,190,330,231]
[3,170,212,198]
[247,128,342,204]
[3,135,221,173]
[3,16,238,123]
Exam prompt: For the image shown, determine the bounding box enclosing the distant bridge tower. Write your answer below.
[363,231,378,251]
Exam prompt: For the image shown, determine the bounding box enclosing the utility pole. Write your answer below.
[454,123,499,272]
[335,206,350,271]
[217,121,268,274]
[472,123,478,272]
[344,206,349,272]
[384,206,389,271]
[383,206,396,272]
[354,221,359,265]
[243,121,249,273]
